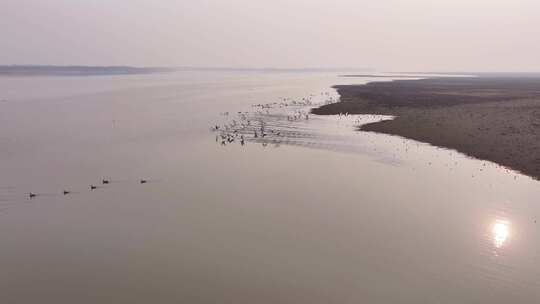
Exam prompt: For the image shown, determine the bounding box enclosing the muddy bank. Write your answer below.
[312,77,540,179]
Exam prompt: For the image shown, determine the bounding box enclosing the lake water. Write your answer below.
[0,71,539,303]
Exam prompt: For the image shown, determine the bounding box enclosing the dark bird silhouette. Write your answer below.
[63,190,70,195]
[29,192,37,199]
[90,185,97,190]
[102,179,110,184]
[140,179,147,184]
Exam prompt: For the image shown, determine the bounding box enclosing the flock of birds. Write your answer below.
[1,92,336,206]
[211,93,337,147]
[26,178,150,200]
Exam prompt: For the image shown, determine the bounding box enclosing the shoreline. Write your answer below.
[312,77,540,180]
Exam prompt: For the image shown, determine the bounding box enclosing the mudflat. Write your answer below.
[312,77,540,179]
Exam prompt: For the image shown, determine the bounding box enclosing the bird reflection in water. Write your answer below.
[492,219,510,249]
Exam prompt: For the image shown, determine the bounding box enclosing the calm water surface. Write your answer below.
[0,71,539,303]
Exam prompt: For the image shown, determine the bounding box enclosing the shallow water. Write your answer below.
[0,71,539,303]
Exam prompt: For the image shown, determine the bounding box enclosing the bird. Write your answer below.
[63,190,70,195]
[140,179,147,184]
[29,192,37,199]
[90,185,97,190]
[102,179,110,184]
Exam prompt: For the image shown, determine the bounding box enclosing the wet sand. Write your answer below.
[312,77,540,179]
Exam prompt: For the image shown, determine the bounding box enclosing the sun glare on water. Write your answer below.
[492,220,510,248]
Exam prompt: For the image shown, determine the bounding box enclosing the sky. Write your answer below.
[1,0,540,72]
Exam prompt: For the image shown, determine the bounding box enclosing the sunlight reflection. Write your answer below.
[492,219,510,248]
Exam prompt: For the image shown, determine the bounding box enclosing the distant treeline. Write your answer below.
[0,65,373,77]
[0,65,176,76]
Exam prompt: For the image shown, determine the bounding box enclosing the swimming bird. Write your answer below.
[102,179,110,184]
[140,179,147,184]
[63,190,70,195]
[29,192,36,199]
[90,185,97,190]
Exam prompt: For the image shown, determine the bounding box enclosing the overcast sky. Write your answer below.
[2,0,539,72]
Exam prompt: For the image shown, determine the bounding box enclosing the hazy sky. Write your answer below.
[2,0,539,72]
